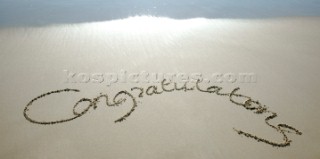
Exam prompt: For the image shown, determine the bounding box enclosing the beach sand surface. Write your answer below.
[0,17,319,159]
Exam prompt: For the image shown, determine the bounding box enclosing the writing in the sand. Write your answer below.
[24,79,302,147]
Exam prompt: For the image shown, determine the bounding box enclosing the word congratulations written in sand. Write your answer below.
[24,79,302,147]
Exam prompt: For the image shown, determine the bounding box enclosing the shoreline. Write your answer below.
[0,16,320,29]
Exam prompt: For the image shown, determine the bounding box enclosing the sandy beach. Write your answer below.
[0,17,320,159]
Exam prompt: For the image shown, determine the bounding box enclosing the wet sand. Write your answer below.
[0,17,320,159]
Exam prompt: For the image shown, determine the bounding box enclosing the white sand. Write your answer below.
[0,16,320,159]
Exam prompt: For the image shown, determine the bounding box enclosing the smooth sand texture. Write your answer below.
[0,16,320,159]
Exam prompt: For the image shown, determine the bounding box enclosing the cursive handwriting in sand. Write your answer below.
[24,79,302,147]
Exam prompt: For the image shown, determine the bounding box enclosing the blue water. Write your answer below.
[1,0,320,27]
